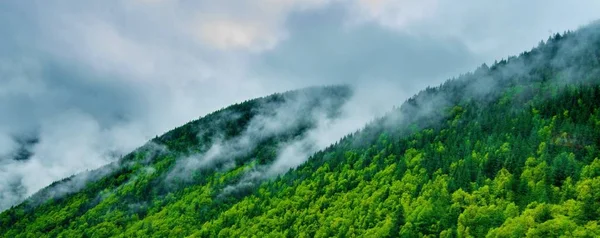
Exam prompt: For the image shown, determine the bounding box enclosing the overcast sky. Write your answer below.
[0,0,599,210]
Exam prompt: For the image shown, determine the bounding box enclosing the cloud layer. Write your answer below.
[1,0,599,210]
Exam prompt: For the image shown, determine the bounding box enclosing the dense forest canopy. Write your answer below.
[2,22,600,237]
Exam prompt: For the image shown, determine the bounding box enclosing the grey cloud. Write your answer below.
[252,3,477,90]
[1,0,599,211]
[0,0,269,210]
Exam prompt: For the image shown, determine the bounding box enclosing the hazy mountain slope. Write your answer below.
[187,24,600,237]
[194,84,600,237]
[2,23,600,237]
[0,86,352,237]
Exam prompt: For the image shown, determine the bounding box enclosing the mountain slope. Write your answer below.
[2,23,600,237]
[183,25,600,237]
[0,86,352,237]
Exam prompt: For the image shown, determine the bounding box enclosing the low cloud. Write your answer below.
[220,82,408,196]
[1,0,599,211]
[167,86,352,182]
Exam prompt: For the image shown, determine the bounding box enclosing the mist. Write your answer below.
[1,0,600,211]
[166,86,355,182]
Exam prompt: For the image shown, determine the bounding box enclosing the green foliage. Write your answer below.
[3,24,600,237]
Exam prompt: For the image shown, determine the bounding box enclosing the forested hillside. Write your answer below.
[2,23,600,237]
[0,86,352,237]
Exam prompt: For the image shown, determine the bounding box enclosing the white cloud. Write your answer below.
[351,0,600,60]
[187,0,333,51]
[194,19,281,51]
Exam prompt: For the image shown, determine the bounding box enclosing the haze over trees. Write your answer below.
[2,21,600,238]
